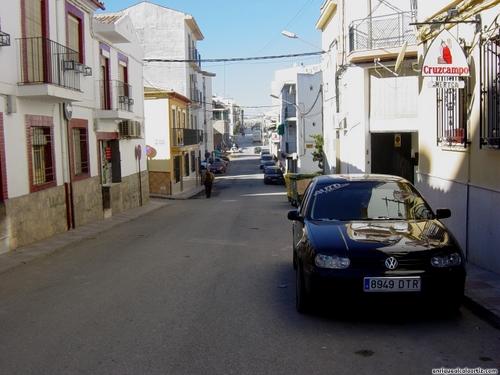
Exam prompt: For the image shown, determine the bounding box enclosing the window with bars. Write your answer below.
[184,153,189,177]
[173,155,180,183]
[436,76,467,148]
[480,32,500,149]
[190,151,196,172]
[73,127,89,176]
[31,126,54,185]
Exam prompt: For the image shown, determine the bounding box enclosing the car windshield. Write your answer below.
[309,181,434,221]
[261,155,273,161]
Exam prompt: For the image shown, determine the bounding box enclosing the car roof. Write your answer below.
[312,174,409,184]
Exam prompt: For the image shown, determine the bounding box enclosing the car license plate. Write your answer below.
[363,277,421,292]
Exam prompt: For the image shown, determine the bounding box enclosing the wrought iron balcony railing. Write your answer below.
[284,104,297,118]
[0,31,10,46]
[190,88,202,104]
[189,47,201,68]
[99,79,134,112]
[17,37,82,91]
[349,12,416,52]
[171,128,203,147]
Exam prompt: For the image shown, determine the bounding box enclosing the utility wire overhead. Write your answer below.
[144,51,324,63]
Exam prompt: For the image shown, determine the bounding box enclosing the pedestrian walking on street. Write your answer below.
[201,168,215,198]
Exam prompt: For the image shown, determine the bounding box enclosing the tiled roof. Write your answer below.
[94,13,123,24]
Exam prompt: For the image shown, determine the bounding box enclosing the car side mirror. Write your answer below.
[287,210,302,221]
[435,208,451,219]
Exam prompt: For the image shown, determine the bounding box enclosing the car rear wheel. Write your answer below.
[296,264,311,313]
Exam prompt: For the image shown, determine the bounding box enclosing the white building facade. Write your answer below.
[271,64,323,174]
[121,2,212,195]
[316,0,419,183]
[315,0,500,275]
[0,0,147,254]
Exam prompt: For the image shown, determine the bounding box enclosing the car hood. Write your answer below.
[307,219,457,254]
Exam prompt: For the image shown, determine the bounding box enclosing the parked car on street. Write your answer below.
[264,166,285,184]
[206,157,228,166]
[287,174,466,314]
[261,160,276,171]
[209,161,226,174]
[200,162,210,174]
[260,148,270,157]
[259,154,275,169]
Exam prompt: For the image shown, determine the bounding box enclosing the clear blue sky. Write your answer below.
[97,0,324,117]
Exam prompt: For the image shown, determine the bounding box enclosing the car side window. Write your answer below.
[298,181,314,216]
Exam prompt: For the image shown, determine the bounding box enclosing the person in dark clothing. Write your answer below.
[201,168,215,198]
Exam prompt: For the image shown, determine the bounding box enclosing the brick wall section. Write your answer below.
[149,171,171,195]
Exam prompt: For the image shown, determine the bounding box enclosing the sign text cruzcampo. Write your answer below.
[421,29,470,78]
[423,65,469,76]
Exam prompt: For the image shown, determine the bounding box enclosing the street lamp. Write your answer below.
[281,30,324,52]
[270,94,306,159]
[270,94,302,114]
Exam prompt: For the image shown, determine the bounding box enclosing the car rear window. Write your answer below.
[266,168,281,175]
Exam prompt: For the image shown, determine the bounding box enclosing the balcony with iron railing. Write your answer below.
[284,104,297,118]
[348,12,418,63]
[171,128,203,147]
[96,79,135,120]
[190,88,203,105]
[189,48,202,71]
[17,37,88,102]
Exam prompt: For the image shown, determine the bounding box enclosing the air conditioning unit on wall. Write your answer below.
[119,120,142,138]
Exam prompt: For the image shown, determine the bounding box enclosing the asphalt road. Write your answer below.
[0,135,499,375]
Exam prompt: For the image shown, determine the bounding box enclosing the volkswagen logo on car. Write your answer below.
[385,257,398,270]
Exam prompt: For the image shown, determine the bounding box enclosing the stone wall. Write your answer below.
[1,170,150,254]
[121,170,150,211]
[5,185,68,250]
[72,176,105,227]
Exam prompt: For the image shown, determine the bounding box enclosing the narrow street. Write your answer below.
[0,134,498,375]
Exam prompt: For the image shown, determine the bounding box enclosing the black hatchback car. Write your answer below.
[287,174,466,313]
[264,166,285,184]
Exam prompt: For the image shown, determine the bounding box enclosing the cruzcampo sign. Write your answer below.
[422,29,469,77]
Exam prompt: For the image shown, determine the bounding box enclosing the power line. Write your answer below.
[144,51,324,63]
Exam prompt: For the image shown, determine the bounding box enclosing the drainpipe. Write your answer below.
[60,102,75,229]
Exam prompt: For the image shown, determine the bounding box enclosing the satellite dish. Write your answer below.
[394,41,408,74]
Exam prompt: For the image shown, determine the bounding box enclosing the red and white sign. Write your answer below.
[421,29,469,77]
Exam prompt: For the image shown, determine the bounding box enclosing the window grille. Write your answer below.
[173,156,180,183]
[190,151,196,172]
[31,127,54,185]
[73,127,89,175]
[436,76,467,148]
[184,153,190,177]
[480,31,500,149]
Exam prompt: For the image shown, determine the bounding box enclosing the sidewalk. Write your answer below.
[0,191,498,327]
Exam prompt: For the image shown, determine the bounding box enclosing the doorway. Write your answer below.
[371,132,414,184]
